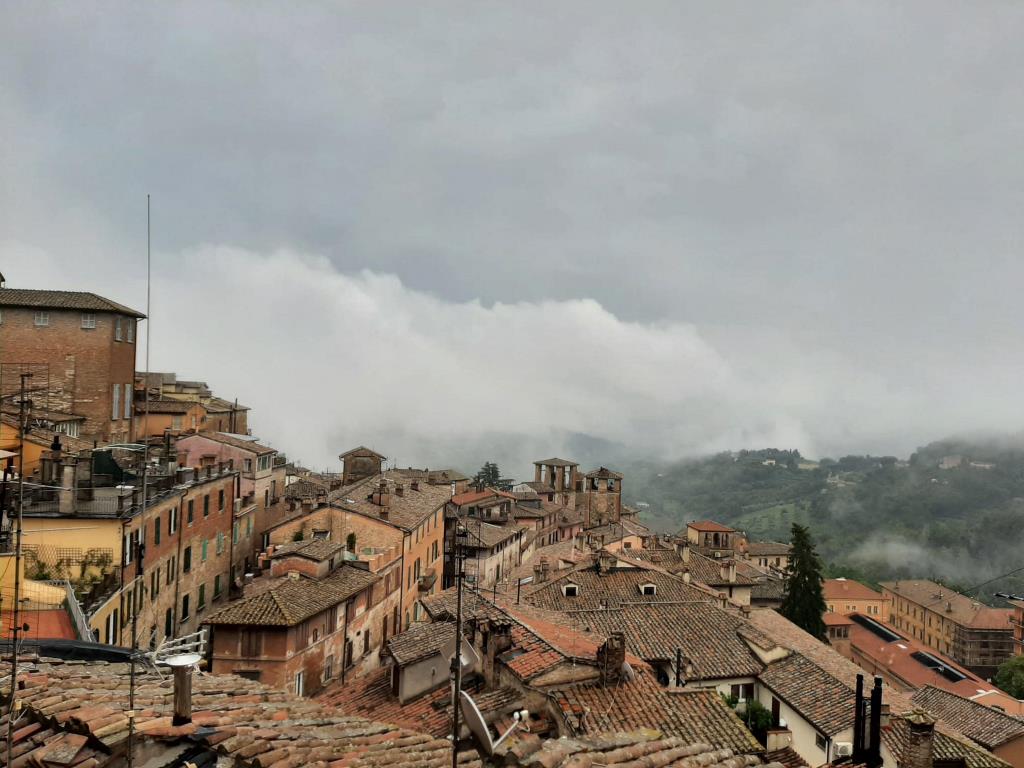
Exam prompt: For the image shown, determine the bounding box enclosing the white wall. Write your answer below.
[756,684,851,765]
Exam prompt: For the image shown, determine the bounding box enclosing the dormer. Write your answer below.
[639,582,657,597]
[562,582,579,597]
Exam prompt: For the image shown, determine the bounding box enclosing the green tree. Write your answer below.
[780,523,827,640]
[473,461,501,488]
[995,655,1024,698]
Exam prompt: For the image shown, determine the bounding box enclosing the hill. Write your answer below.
[626,441,1024,603]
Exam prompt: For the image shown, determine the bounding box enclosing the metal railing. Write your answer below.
[41,579,94,641]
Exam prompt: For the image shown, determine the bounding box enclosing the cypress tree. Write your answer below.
[780,523,827,640]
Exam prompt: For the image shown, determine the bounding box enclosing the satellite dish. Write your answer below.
[162,652,201,667]
[459,691,528,755]
[460,691,492,753]
[441,633,481,673]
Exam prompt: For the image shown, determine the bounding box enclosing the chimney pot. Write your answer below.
[172,665,193,725]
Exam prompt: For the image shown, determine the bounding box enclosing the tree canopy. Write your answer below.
[995,655,1024,698]
[473,461,502,488]
[780,523,827,640]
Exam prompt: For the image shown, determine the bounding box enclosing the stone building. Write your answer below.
[580,467,623,527]
[203,563,380,696]
[0,285,145,443]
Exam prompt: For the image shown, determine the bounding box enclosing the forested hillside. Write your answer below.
[625,440,1024,602]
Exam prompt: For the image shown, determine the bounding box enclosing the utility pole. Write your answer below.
[450,523,467,768]
[6,372,31,767]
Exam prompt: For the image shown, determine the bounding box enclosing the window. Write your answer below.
[81,313,96,328]
[126,319,134,342]
[258,454,273,471]
[113,383,121,420]
[244,458,253,473]
[197,584,206,611]
[115,317,123,341]
[246,515,253,536]
[123,384,132,419]
[164,608,173,638]
[201,539,208,562]
[323,655,334,682]
[34,311,49,327]
[815,734,827,751]
[187,500,194,524]
[218,489,225,511]
[183,545,192,573]
[106,609,119,645]
[181,594,190,621]
[233,521,239,544]
[214,574,222,598]
[203,494,210,517]
[169,507,178,535]
[312,627,320,643]
[640,583,657,596]
[294,671,304,697]
[216,532,225,554]
[264,489,270,508]
[154,520,161,546]
[297,621,309,649]
[563,584,579,597]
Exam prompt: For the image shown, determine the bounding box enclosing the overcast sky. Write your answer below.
[3,2,1024,475]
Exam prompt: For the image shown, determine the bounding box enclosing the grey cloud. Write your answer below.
[3,2,1024,471]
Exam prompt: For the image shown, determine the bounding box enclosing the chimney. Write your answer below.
[533,562,545,583]
[58,460,75,515]
[596,631,626,686]
[395,483,404,498]
[597,552,616,574]
[681,569,691,584]
[904,709,936,768]
[411,479,420,491]
[682,544,690,564]
[869,676,883,768]
[740,605,751,618]
[853,674,866,763]
[766,728,793,753]
[172,664,193,725]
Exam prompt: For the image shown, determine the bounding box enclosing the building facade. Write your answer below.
[0,286,144,443]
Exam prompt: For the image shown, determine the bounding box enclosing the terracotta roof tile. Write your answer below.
[759,652,855,736]
[911,686,1024,750]
[203,565,378,626]
[554,667,761,755]
[0,288,145,317]
[879,580,1013,630]
[823,579,885,601]
[387,621,455,666]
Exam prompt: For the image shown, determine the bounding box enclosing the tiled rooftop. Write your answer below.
[569,602,770,681]
[387,621,455,666]
[1,657,456,767]
[759,652,856,736]
[188,430,277,455]
[0,287,145,317]
[330,471,451,531]
[911,686,1024,750]
[318,666,452,737]
[525,561,715,612]
[687,520,737,533]
[203,564,378,626]
[823,578,885,601]
[554,667,762,755]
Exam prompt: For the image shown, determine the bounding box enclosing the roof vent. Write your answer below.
[288,571,301,581]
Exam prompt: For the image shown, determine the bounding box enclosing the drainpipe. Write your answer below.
[340,595,349,684]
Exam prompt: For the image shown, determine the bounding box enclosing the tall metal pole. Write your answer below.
[127,194,153,768]
[6,372,31,767]
[450,524,466,768]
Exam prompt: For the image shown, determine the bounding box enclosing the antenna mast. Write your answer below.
[127,194,153,768]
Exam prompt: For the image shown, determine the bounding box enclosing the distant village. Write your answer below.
[3,280,1024,768]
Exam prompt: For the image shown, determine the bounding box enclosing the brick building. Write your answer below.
[137,372,250,434]
[0,285,145,443]
[175,431,285,565]
[204,564,379,696]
